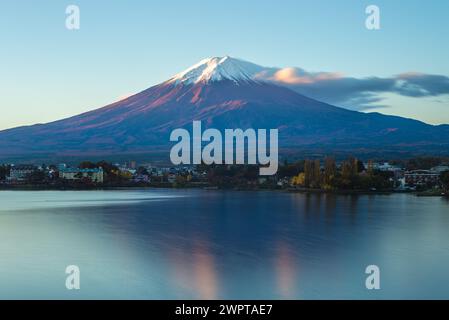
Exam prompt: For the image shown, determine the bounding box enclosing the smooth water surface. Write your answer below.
[0,189,448,299]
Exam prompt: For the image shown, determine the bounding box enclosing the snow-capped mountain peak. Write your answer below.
[169,56,265,85]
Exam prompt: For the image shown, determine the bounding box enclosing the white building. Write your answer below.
[377,162,402,172]
[59,167,104,183]
[8,165,36,181]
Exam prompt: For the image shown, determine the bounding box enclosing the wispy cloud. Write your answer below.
[255,68,449,111]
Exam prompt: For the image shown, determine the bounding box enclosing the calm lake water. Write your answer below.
[0,189,448,299]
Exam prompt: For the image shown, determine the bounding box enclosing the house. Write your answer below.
[118,166,137,175]
[59,167,104,183]
[377,162,402,172]
[277,177,290,187]
[167,173,177,183]
[404,170,440,187]
[133,174,150,183]
[258,177,268,184]
[8,165,36,181]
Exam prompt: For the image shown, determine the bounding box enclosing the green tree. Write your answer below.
[441,171,449,192]
[323,157,336,190]
[26,170,46,183]
[339,157,359,189]
[406,157,445,170]
[0,165,11,180]
[312,159,321,188]
[96,161,117,173]
[278,160,304,178]
[79,161,97,169]
[367,160,374,175]
[304,160,313,188]
[356,159,365,173]
[137,166,149,175]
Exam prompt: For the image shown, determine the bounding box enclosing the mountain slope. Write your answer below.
[1,56,448,162]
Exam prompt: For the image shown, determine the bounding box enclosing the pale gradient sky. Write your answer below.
[1,0,449,130]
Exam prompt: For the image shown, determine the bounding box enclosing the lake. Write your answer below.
[0,189,448,299]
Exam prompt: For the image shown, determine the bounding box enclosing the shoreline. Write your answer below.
[0,184,446,197]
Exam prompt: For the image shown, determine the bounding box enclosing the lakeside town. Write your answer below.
[1,157,449,196]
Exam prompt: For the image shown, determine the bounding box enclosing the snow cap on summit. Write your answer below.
[170,56,265,85]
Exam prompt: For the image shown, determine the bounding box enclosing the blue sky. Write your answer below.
[1,0,449,130]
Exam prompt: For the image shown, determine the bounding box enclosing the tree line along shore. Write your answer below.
[1,157,448,196]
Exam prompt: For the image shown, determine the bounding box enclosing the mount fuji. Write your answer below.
[1,56,449,163]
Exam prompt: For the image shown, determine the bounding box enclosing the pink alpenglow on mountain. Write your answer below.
[0,56,448,162]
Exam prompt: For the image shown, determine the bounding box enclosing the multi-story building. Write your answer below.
[377,162,403,172]
[404,170,440,186]
[8,165,36,181]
